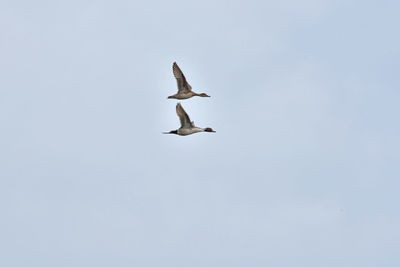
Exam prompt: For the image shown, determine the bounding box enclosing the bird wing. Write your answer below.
[173,62,192,93]
[176,103,194,128]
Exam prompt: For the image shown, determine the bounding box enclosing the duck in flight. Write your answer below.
[168,62,210,99]
[164,103,215,136]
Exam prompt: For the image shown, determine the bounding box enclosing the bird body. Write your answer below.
[168,92,207,100]
[168,62,210,100]
[164,103,215,136]
[177,127,205,136]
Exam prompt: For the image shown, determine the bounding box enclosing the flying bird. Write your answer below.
[167,62,210,99]
[164,103,215,136]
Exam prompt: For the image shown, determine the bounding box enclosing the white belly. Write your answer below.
[178,127,203,135]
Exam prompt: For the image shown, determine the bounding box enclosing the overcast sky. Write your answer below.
[1,0,399,266]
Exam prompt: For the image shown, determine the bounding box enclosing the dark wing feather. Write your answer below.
[173,62,192,93]
[176,103,194,128]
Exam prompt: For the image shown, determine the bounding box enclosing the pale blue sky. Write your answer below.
[0,1,399,266]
